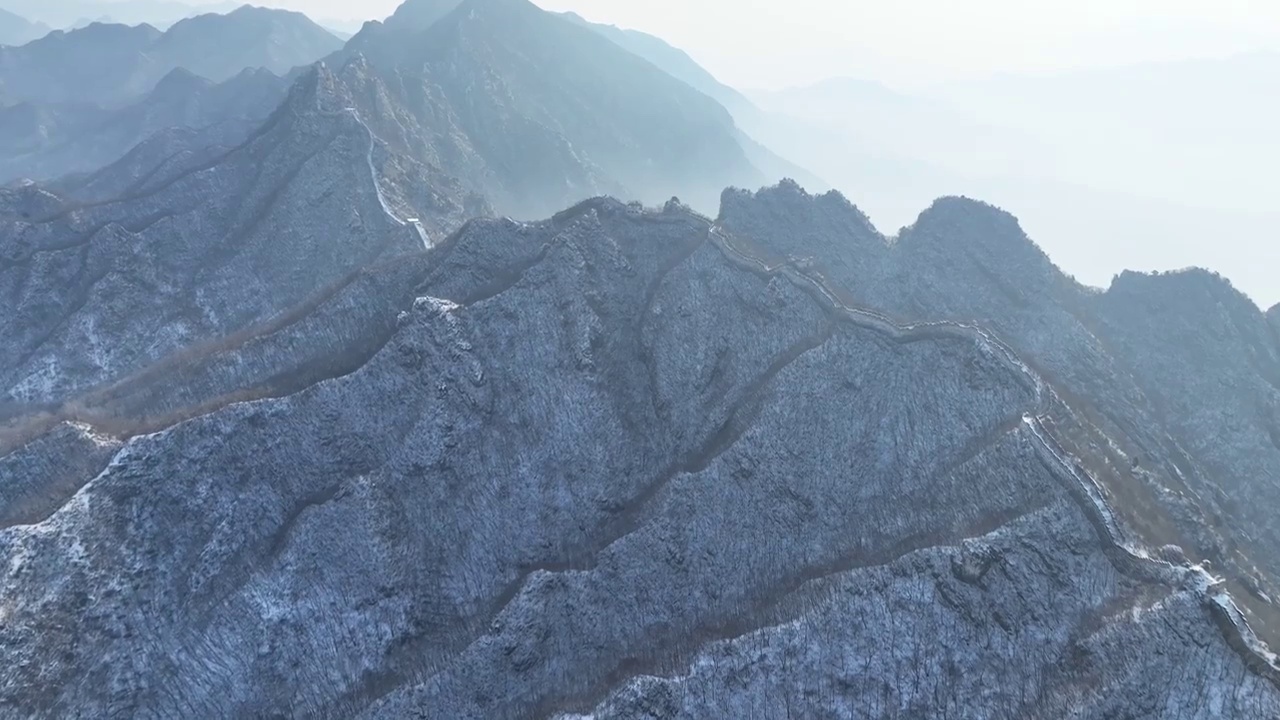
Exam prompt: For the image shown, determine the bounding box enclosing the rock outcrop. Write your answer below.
[2,200,1276,718]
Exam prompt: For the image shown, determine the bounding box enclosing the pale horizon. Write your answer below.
[212,0,1280,89]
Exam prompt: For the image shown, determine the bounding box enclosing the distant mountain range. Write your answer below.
[0,0,239,29]
[745,60,1279,307]
[0,66,288,183]
[0,6,48,46]
[0,6,340,107]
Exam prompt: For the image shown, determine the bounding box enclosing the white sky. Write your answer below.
[242,0,1280,88]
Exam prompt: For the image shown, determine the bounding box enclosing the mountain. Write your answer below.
[933,53,1280,213]
[0,0,239,29]
[559,10,828,201]
[0,7,341,106]
[67,16,117,31]
[0,0,788,409]
[723,181,1280,645]
[333,0,764,216]
[0,59,484,414]
[0,66,287,183]
[155,6,344,84]
[2,194,1279,716]
[1,0,1278,715]
[0,7,48,46]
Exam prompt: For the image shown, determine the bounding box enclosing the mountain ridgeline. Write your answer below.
[0,7,48,46]
[0,5,340,107]
[0,0,1278,718]
[0,66,288,184]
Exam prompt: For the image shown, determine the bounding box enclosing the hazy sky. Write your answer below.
[242,0,1280,87]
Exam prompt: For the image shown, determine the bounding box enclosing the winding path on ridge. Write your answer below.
[706,221,1280,686]
[344,107,431,249]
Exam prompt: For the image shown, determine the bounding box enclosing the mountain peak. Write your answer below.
[43,20,161,45]
[172,4,315,27]
[150,66,213,96]
[383,0,466,33]
[913,195,1024,233]
[0,7,50,47]
[904,196,1047,258]
[331,0,758,216]
[720,179,879,238]
[1106,267,1258,318]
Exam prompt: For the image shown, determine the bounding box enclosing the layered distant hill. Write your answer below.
[0,6,341,106]
[0,0,239,29]
[0,67,288,183]
[0,7,48,46]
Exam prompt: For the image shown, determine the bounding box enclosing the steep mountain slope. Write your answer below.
[1,199,1276,718]
[559,10,752,117]
[723,181,1280,643]
[560,10,827,199]
[48,121,265,204]
[0,7,339,106]
[0,102,107,159]
[0,60,484,415]
[0,7,47,46]
[0,67,287,183]
[335,0,764,216]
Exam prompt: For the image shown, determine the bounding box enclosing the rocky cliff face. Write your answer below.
[2,199,1276,718]
[721,182,1280,647]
